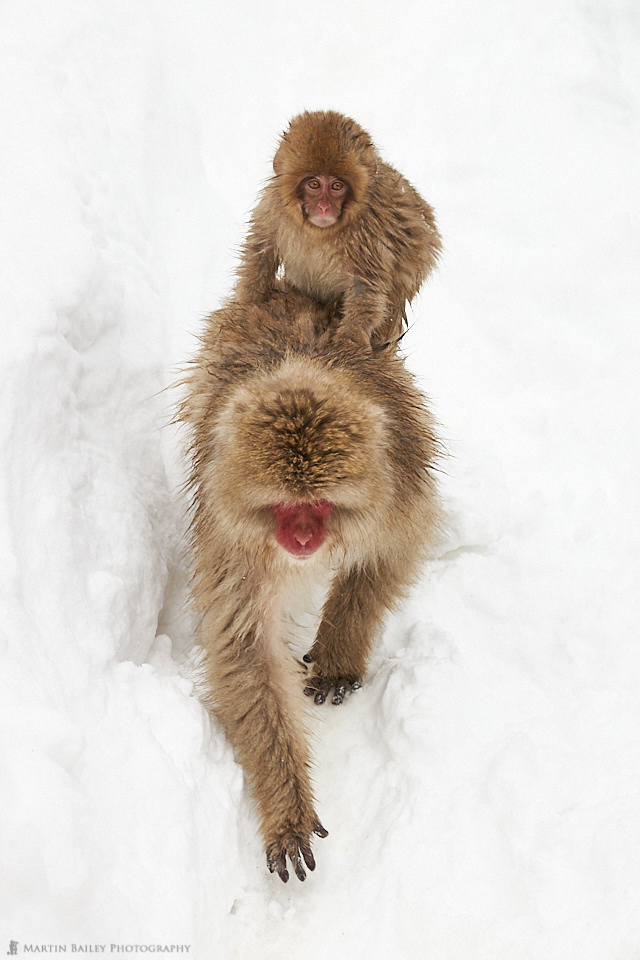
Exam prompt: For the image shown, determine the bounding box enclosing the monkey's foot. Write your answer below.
[266,822,328,883]
[302,662,362,706]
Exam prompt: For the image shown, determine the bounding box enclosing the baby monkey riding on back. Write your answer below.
[234,110,441,350]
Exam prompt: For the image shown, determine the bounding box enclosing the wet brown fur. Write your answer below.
[233,110,442,351]
[179,286,442,879]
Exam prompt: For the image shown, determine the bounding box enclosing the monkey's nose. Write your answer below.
[294,527,313,547]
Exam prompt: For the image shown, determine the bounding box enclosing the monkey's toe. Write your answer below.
[304,677,332,705]
[332,682,349,705]
[266,829,325,883]
[267,847,290,882]
[333,678,362,703]
[314,820,329,838]
[303,674,361,705]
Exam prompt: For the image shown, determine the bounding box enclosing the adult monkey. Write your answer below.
[234,111,442,351]
[179,287,442,881]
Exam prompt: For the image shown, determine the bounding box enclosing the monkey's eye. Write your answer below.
[330,180,345,192]
[306,178,321,190]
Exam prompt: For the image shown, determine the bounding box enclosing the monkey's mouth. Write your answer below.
[307,215,337,229]
[272,501,333,558]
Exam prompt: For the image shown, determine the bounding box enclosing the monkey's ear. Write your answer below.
[273,149,283,176]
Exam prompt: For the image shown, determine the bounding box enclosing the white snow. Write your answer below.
[1,0,639,956]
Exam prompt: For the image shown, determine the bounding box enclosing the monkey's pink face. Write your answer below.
[272,500,334,559]
[300,176,349,228]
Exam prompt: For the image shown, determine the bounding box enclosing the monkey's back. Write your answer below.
[181,287,442,574]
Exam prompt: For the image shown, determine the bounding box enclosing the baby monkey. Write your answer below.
[180,287,441,882]
[234,110,442,351]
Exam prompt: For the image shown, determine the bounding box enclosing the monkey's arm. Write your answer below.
[336,170,441,350]
[304,560,398,705]
[234,225,280,303]
[233,188,286,304]
[336,281,398,351]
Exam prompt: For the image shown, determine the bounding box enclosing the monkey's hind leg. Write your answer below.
[203,609,327,882]
[304,561,398,706]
